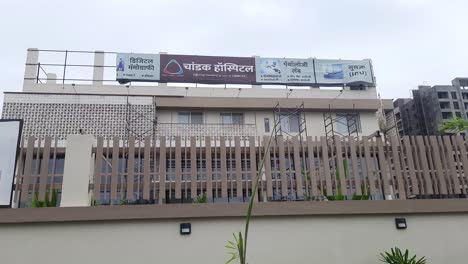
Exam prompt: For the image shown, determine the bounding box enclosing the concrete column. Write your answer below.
[93,51,105,85]
[23,48,39,87]
[60,135,94,207]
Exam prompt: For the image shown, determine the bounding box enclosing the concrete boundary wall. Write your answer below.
[0,200,467,223]
[0,204,466,264]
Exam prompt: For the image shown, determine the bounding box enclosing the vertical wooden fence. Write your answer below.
[12,135,468,207]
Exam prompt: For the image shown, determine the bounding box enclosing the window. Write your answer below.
[451,92,458,99]
[456,112,462,118]
[336,113,362,135]
[220,113,243,125]
[442,112,453,119]
[438,92,448,99]
[178,112,203,124]
[440,102,450,109]
[462,93,468,100]
[453,102,460,109]
[264,118,270,133]
[278,113,300,133]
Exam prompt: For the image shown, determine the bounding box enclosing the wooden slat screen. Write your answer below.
[11,135,468,208]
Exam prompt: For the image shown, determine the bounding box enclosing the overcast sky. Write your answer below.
[0,0,467,105]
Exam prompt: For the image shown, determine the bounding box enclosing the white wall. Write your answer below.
[23,82,379,100]
[0,213,466,264]
[156,110,380,137]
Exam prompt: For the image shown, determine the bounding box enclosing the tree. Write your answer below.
[439,117,468,134]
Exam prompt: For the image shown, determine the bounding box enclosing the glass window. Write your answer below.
[451,92,458,99]
[231,113,243,125]
[47,156,65,174]
[454,102,460,109]
[220,113,231,125]
[178,112,190,123]
[191,112,203,124]
[336,113,361,135]
[178,112,203,124]
[278,113,300,133]
[440,102,450,109]
[442,112,453,119]
[220,113,244,125]
[438,92,448,99]
[264,118,270,133]
[456,112,462,118]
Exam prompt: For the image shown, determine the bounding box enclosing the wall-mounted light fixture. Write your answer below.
[395,218,407,230]
[180,223,191,235]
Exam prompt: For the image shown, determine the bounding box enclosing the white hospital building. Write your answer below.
[1,48,393,142]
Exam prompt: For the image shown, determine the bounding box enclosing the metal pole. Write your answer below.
[62,50,68,84]
[36,62,40,83]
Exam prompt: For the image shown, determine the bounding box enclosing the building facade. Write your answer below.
[394,78,468,137]
[2,50,468,264]
[1,49,393,141]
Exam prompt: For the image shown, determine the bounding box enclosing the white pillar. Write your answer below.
[23,48,39,87]
[93,51,105,85]
[60,135,94,207]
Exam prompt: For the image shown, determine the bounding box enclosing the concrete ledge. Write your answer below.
[1,200,467,224]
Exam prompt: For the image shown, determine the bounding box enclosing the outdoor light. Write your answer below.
[180,223,191,235]
[395,218,407,230]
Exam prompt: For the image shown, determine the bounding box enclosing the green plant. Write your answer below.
[119,199,129,205]
[380,247,427,264]
[90,197,99,206]
[30,189,58,208]
[225,121,278,264]
[315,160,371,201]
[439,117,468,133]
[193,192,208,203]
[317,160,347,201]
[352,181,371,200]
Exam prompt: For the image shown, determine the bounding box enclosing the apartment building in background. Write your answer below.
[394,77,468,137]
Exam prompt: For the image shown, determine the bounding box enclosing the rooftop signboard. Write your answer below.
[160,54,255,84]
[116,53,374,86]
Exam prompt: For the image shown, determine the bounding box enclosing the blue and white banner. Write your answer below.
[314,59,373,84]
[116,53,160,82]
[255,57,315,85]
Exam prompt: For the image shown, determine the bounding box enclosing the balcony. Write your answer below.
[156,123,257,138]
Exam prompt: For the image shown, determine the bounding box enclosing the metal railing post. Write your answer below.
[62,50,68,84]
[36,62,40,83]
